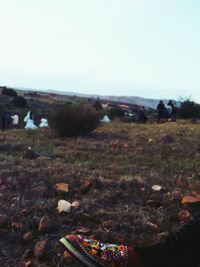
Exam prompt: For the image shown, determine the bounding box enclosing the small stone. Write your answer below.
[152,185,162,191]
[22,249,32,260]
[156,231,169,241]
[71,200,80,209]
[32,185,48,196]
[63,250,72,264]
[38,216,53,232]
[74,227,91,234]
[146,221,159,231]
[104,179,113,186]
[57,200,71,213]
[11,222,24,230]
[54,183,69,194]
[181,194,200,204]
[22,260,32,267]
[22,148,39,160]
[23,232,33,242]
[84,180,93,188]
[34,240,46,259]
[178,210,191,223]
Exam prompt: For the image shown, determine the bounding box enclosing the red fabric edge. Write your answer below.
[128,246,144,267]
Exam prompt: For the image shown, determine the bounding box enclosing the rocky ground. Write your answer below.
[1,121,200,266]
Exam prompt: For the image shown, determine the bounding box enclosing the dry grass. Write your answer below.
[1,121,200,266]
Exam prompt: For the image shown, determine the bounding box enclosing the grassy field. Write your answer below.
[1,121,200,266]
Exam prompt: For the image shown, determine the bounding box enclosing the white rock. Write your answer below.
[71,200,80,209]
[152,185,162,191]
[57,200,71,213]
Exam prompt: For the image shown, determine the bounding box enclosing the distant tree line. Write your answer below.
[178,99,200,119]
[1,87,27,108]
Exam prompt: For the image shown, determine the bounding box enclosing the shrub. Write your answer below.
[108,106,125,119]
[2,87,17,97]
[12,96,27,108]
[178,99,200,119]
[53,103,100,137]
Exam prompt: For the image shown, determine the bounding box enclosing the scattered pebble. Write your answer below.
[57,200,71,213]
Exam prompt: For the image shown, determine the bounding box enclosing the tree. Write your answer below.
[2,87,17,97]
[12,96,27,108]
[178,99,200,119]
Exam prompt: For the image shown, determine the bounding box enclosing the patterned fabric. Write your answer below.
[60,234,128,267]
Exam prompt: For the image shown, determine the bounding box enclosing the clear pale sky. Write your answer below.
[0,0,200,101]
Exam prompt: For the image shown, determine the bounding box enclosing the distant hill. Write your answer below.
[14,87,178,109]
[96,95,169,109]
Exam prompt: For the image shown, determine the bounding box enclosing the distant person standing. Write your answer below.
[1,112,6,130]
[93,99,103,111]
[157,100,165,122]
[1,112,12,130]
[11,114,19,128]
[138,106,148,123]
[167,100,176,121]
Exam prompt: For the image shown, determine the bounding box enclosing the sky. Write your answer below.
[0,0,200,101]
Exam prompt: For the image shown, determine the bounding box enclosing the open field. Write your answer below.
[1,121,200,266]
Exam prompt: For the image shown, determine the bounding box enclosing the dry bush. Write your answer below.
[53,103,100,137]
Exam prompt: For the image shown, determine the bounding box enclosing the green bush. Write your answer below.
[178,99,200,119]
[2,87,17,97]
[53,103,100,137]
[12,96,27,108]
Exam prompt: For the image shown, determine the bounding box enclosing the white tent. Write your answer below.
[25,119,38,130]
[100,115,111,123]
[24,111,31,123]
[39,118,49,128]
[11,114,19,125]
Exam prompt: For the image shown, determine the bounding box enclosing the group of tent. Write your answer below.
[24,111,49,129]
[24,112,111,130]
[23,112,112,130]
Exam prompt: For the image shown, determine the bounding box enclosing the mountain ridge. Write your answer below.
[14,87,176,109]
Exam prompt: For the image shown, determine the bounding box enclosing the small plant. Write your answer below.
[53,103,100,137]
[12,96,27,108]
[2,87,17,97]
